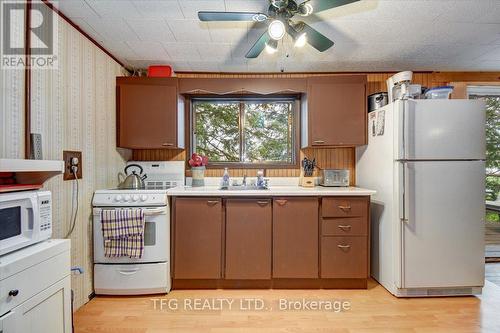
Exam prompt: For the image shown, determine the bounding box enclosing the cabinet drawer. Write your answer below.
[321,236,367,278]
[322,197,368,218]
[0,250,70,315]
[322,217,367,236]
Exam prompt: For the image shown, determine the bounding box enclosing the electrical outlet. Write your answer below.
[63,151,83,181]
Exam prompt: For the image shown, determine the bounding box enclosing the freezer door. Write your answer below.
[399,160,485,289]
[400,100,485,160]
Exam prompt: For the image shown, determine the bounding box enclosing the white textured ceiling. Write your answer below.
[54,0,500,72]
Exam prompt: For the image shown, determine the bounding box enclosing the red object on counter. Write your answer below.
[147,65,172,77]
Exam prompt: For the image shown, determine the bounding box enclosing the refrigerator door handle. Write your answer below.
[399,162,409,223]
[398,100,409,160]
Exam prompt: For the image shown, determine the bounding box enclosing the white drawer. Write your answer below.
[0,250,70,315]
[94,262,171,295]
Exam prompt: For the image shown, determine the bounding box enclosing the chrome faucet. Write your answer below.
[242,174,247,186]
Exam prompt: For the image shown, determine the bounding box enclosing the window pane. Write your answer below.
[193,101,240,162]
[243,101,293,163]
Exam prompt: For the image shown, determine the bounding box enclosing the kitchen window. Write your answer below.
[191,97,298,167]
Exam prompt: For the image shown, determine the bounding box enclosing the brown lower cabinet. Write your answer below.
[173,198,223,279]
[172,195,369,289]
[225,199,272,279]
[273,197,318,278]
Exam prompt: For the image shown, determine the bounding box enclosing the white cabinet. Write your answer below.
[0,240,72,333]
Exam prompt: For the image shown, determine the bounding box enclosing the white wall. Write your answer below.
[1,4,130,309]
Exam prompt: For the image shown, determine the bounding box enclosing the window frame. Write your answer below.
[189,95,301,169]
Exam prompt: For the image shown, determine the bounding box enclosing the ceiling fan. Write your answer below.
[198,0,360,58]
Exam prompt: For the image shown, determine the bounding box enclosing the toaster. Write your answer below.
[319,169,350,187]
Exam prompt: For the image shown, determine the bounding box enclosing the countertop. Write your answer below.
[167,185,376,197]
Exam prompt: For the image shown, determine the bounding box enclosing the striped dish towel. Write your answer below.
[101,209,145,258]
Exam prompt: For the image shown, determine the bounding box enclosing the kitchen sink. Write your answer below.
[220,185,269,191]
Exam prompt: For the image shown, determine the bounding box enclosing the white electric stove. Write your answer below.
[92,161,184,295]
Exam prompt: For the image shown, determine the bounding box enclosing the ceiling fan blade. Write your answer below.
[300,23,334,52]
[198,11,268,22]
[246,31,271,58]
[300,0,360,15]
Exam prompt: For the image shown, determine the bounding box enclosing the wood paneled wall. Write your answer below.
[132,71,499,183]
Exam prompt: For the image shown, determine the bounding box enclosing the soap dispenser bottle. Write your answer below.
[221,167,230,189]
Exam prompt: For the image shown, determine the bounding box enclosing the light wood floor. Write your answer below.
[74,278,500,333]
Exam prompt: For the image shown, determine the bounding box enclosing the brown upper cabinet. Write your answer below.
[116,77,184,149]
[302,75,367,148]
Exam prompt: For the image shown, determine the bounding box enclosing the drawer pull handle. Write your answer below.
[275,199,287,206]
[313,140,325,144]
[338,205,351,211]
[8,289,19,297]
[337,244,351,249]
[337,225,352,230]
[207,200,219,206]
[162,143,174,147]
[257,201,269,206]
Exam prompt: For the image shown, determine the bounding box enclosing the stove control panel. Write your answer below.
[93,192,167,207]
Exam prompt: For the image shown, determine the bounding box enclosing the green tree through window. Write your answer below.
[192,98,296,165]
[470,93,500,223]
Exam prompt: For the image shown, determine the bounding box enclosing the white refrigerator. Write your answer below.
[356,99,486,297]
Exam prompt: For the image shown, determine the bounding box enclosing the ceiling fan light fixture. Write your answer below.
[298,3,313,16]
[265,40,278,54]
[268,20,286,40]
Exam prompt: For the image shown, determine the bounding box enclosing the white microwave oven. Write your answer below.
[0,190,52,256]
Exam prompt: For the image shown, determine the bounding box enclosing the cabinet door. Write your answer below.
[225,199,272,279]
[117,78,178,149]
[273,198,319,278]
[321,236,368,278]
[307,76,366,146]
[5,276,72,333]
[174,198,223,279]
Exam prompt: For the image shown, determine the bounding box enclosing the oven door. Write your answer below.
[0,191,39,256]
[93,206,169,263]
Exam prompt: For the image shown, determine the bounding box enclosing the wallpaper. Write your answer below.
[0,9,129,309]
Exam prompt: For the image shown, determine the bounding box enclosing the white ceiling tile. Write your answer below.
[207,22,248,43]
[55,0,500,72]
[101,40,138,60]
[132,0,183,19]
[167,20,211,42]
[72,18,104,41]
[434,0,500,24]
[196,43,232,61]
[169,61,192,72]
[85,0,143,18]
[125,41,170,61]
[84,17,140,41]
[477,46,500,61]
[178,0,225,20]
[224,0,268,13]
[54,0,100,19]
[188,61,221,71]
[125,19,176,42]
[163,42,201,61]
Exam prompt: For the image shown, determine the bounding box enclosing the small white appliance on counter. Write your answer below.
[92,161,184,295]
[356,99,486,297]
[0,190,53,256]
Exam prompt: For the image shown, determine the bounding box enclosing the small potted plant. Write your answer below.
[189,153,208,187]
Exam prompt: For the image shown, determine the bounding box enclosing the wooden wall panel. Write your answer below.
[131,71,500,183]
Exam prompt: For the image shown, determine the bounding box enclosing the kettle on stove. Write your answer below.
[118,164,147,189]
